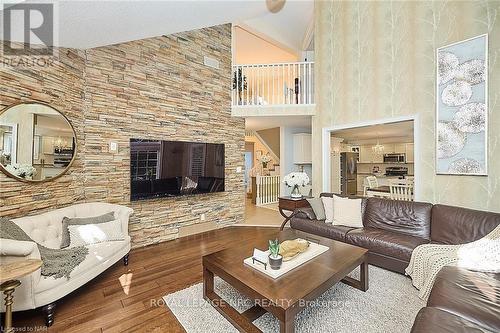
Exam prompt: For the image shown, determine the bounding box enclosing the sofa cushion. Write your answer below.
[68,220,125,247]
[345,228,429,261]
[294,207,317,220]
[431,205,500,245]
[306,198,326,220]
[321,196,334,223]
[411,307,487,333]
[364,198,432,239]
[61,212,116,248]
[290,217,355,242]
[332,196,363,228]
[427,266,500,333]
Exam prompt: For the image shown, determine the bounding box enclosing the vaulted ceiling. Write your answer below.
[1,0,313,51]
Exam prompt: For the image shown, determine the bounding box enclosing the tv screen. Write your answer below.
[130,139,225,201]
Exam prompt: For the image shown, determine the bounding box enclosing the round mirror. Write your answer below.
[0,102,77,182]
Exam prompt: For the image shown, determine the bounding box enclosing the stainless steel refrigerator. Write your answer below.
[340,152,358,196]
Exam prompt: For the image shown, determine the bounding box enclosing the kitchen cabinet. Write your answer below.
[359,143,414,164]
[360,145,383,163]
[372,152,383,163]
[293,133,312,164]
[359,145,372,163]
[42,137,54,154]
[383,144,396,154]
[406,143,414,163]
[394,144,406,154]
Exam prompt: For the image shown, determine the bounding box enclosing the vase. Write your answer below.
[290,184,302,198]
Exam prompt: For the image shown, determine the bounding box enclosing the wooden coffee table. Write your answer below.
[202,229,368,333]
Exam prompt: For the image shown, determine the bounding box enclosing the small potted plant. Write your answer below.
[268,239,283,270]
[232,68,248,105]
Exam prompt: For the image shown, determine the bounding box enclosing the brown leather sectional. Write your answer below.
[412,267,499,333]
[289,193,500,332]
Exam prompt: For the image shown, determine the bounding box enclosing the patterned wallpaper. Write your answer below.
[313,0,500,212]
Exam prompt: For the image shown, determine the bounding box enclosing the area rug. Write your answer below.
[163,266,425,333]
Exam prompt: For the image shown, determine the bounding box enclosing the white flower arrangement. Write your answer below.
[283,172,310,188]
[5,163,37,179]
[258,154,272,164]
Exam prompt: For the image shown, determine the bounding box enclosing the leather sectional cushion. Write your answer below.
[426,266,500,333]
[345,227,429,261]
[411,307,487,333]
[364,198,432,239]
[289,217,356,242]
[431,204,500,245]
[294,207,317,220]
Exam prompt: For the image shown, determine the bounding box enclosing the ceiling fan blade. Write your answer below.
[266,0,286,13]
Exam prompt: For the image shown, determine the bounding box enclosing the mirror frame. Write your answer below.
[0,100,78,183]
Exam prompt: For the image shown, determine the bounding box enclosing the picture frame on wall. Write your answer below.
[436,34,488,176]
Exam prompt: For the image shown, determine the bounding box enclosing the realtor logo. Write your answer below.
[2,3,54,56]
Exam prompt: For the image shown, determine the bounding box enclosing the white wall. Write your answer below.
[280,126,312,196]
[233,26,298,64]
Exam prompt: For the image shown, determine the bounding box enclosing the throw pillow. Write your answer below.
[306,198,326,220]
[321,196,334,223]
[68,220,124,247]
[332,196,364,228]
[61,212,116,249]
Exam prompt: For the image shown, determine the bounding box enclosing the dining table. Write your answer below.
[366,185,392,198]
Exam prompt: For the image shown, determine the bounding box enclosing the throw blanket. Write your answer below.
[0,218,88,279]
[406,224,500,300]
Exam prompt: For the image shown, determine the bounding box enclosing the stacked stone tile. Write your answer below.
[0,24,245,247]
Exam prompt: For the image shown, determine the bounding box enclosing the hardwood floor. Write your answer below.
[5,227,279,333]
[238,199,284,227]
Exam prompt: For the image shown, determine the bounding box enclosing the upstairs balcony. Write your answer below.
[231,62,315,117]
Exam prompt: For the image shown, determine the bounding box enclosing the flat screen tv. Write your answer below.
[130,139,225,201]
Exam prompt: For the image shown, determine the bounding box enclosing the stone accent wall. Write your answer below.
[0,24,245,247]
[0,49,87,216]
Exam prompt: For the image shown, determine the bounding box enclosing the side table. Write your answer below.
[278,196,312,230]
[0,259,42,333]
[278,196,312,218]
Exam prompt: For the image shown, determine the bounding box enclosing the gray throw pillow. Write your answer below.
[306,198,326,220]
[60,212,115,249]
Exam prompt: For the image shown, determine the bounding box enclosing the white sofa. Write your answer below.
[0,202,133,326]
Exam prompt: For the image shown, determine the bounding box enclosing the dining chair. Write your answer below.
[389,183,414,201]
[363,176,379,196]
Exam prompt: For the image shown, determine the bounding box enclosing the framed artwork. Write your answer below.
[436,34,488,176]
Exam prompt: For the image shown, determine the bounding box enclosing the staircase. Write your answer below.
[245,130,280,173]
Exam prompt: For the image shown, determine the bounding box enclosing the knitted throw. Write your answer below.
[405,224,500,300]
[0,218,89,279]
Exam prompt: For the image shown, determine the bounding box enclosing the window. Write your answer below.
[130,150,158,180]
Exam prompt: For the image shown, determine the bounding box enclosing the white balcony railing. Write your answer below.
[232,62,314,107]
